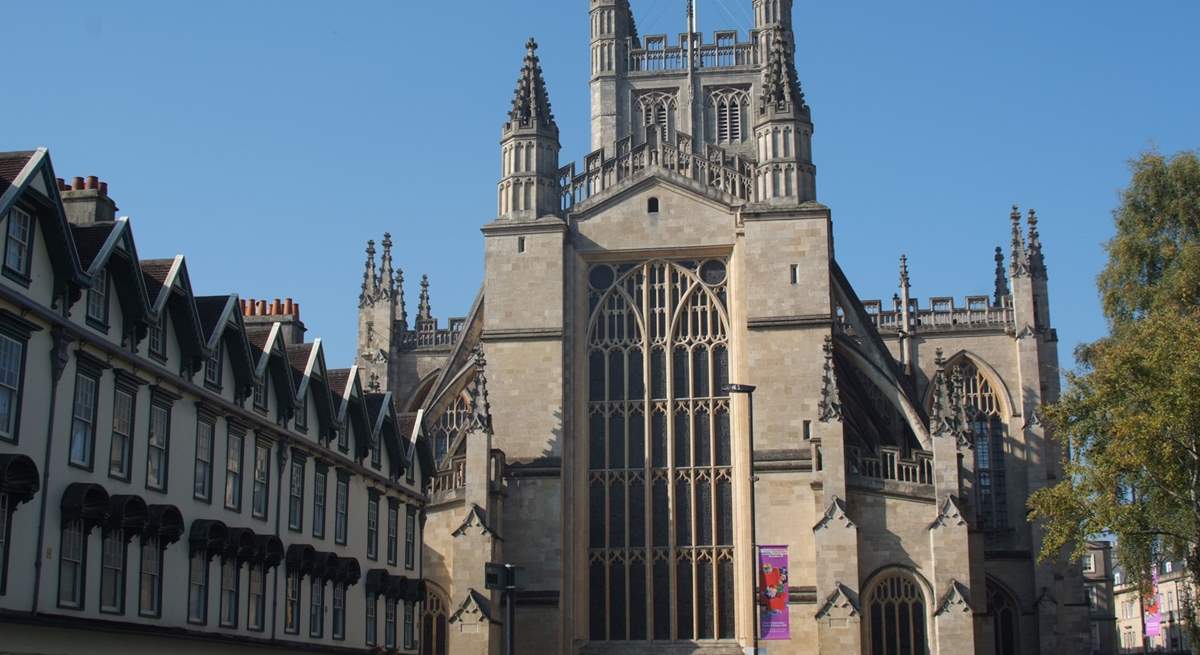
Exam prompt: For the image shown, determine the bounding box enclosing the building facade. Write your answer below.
[1114,558,1195,654]
[0,151,433,654]
[1084,541,1118,654]
[355,2,1089,654]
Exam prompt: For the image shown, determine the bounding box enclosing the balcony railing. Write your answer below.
[862,295,1015,335]
[399,317,466,351]
[628,33,758,73]
[849,446,933,486]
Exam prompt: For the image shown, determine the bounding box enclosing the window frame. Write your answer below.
[332,582,346,640]
[334,472,349,546]
[365,592,378,646]
[309,577,325,638]
[294,390,308,432]
[147,312,167,361]
[204,339,223,390]
[146,397,172,492]
[57,519,88,610]
[312,465,328,539]
[384,597,397,648]
[387,499,399,566]
[108,381,137,482]
[224,429,244,512]
[251,440,271,520]
[0,329,28,445]
[3,206,35,284]
[284,570,301,634]
[187,550,209,625]
[287,455,305,532]
[405,505,416,570]
[86,268,110,330]
[247,564,266,632]
[138,535,163,618]
[193,415,216,502]
[68,367,101,471]
[252,373,268,412]
[403,599,415,649]
[367,493,379,561]
[99,529,127,614]
[219,556,239,628]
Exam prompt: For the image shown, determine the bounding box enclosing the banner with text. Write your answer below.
[1145,569,1162,638]
[759,545,790,640]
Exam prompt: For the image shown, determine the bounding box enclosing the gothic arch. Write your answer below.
[834,335,932,449]
[420,583,449,655]
[861,565,934,655]
[404,370,442,412]
[920,350,1016,419]
[986,577,1021,655]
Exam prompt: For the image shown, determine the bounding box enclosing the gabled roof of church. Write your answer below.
[506,38,556,131]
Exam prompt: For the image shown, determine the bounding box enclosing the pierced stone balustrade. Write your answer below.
[862,295,1015,335]
[849,446,933,487]
[627,32,758,73]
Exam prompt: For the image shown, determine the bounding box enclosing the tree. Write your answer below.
[1028,149,1200,650]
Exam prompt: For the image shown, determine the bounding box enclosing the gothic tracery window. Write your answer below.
[987,580,1020,655]
[708,88,749,145]
[587,259,735,642]
[637,92,677,143]
[429,394,470,464]
[867,573,929,655]
[420,591,448,655]
[955,361,1008,530]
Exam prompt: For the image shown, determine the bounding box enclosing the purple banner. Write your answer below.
[758,545,790,640]
[1145,570,1162,638]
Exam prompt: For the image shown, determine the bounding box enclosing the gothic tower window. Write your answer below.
[987,580,1020,655]
[636,92,677,143]
[428,394,470,464]
[708,88,749,145]
[420,591,448,655]
[866,573,930,655]
[587,259,735,643]
[954,360,1008,530]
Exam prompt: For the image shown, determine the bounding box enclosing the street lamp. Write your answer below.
[723,383,758,653]
[484,562,522,655]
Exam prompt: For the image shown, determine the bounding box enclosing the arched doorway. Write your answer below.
[987,580,1020,655]
[866,571,930,655]
[420,591,448,655]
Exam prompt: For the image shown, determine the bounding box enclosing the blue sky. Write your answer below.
[2,1,1196,370]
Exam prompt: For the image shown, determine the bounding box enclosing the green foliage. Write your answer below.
[1029,149,1200,644]
[1098,150,1200,326]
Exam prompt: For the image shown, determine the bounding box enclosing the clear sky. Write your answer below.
[3,1,1196,370]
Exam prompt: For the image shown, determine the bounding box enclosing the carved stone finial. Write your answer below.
[396,268,407,329]
[818,335,842,423]
[507,37,556,130]
[468,347,493,435]
[899,254,910,288]
[379,233,395,298]
[359,239,379,307]
[760,34,808,114]
[1026,208,1046,277]
[993,246,1009,306]
[1010,205,1029,278]
[417,274,432,322]
[929,349,954,438]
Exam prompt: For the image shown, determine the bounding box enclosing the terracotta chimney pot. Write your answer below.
[72,177,85,190]
[86,176,99,190]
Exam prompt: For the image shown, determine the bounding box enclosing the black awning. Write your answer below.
[61,482,110,528]
[286,543,316,575]
[400,577,423,602]
[335,557,362,587]
[255,534,284,569]
[106,494,148,539]
[385,574,406,600]
[0,454,39,505]
[365,568,389,596]
[188,519,228,556]
[226,527,258,562]
[314,551,339,581]
[145,504,184,545]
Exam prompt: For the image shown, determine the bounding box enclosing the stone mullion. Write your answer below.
[639,263,656,638]
[663,262,679,641]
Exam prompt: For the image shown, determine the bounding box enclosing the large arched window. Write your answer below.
[987,580,1020,655]
[428,394,470,464]
[420,591,448,655]
[866,572,929,655]
[586,259,735,643]
[708,88,749,145]
[954,360,1008,530]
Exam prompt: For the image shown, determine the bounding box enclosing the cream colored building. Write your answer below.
[0,151,432,654]
[1114,559,1194,654]
[353,2,1089,654]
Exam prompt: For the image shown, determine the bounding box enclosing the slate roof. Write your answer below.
[395,414,417,442]
[140,258,174,303]
[365,393,390,421]
[70,223,116,270]
[327,368,352,400]
[195,295,231,342]
[286,343,315,392]
[245,325,272,353]
[0,151,36,197]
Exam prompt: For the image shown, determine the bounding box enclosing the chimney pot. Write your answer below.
[72,177,84,191]
[271,299,283,315]
[256,300,267,315]
[99,182,108,196]
[294,303,301,320]
[86,176,99,190]
[284,298,294,315]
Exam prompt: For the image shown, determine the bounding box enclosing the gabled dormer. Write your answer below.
[0,149,91,306]
[329,366,374,463]
[246,322,298,424]
[141,256,206,374]
[366,392,404,480]
[71,217,154,346]
[195,294,257,401]
[286,340,338,444]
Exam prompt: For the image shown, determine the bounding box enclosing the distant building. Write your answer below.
[1114,557,1195,653]
[0,151,434,654]
[1083,541,1118,654]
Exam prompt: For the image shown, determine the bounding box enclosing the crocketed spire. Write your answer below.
[467,347,493,435]
[1009,205,1028,277]
[379,232,396,298]
[1026,209,1046,277]
[993,246,1009,306]
[359,239,378,307]
[396,268,407,329]
[417,274,432,322]
[818,335,842,422]
[507,38,556,131]
[761,34,808,115]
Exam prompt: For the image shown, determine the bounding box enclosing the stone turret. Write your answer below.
[498,39,561,221]
[753,5,816,203]
[356,235,399,393]
[589,0,633,150]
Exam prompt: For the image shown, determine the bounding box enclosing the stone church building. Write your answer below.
[355,1,1089,653]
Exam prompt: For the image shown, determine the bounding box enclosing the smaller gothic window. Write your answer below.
[867,573,929,655]
[647,197,660,214]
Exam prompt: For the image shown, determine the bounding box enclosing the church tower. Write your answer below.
[498,39,562,221]
[356,233,402,392]
[589,0,633,150]
[752,0,816,203]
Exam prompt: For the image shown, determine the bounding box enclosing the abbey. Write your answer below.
[356,1,1089,653]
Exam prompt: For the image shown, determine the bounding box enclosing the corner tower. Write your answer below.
[753,0,816,203]
[498,39,561,221]
[589,0,633,150]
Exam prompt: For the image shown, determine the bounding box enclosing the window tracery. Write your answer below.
[708,88,749,145]
[867,572,929,655]
[428,394,470,465]
[954,360,1008,529]
[420,591,448,655]
[636,92,678,143]
[587,258,735,642]
[987,580,1020,655]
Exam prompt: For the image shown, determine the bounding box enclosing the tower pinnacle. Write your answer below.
[507,38,556,132]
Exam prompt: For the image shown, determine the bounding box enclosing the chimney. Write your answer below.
[241,296,308,346]
[62,175,118,225]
